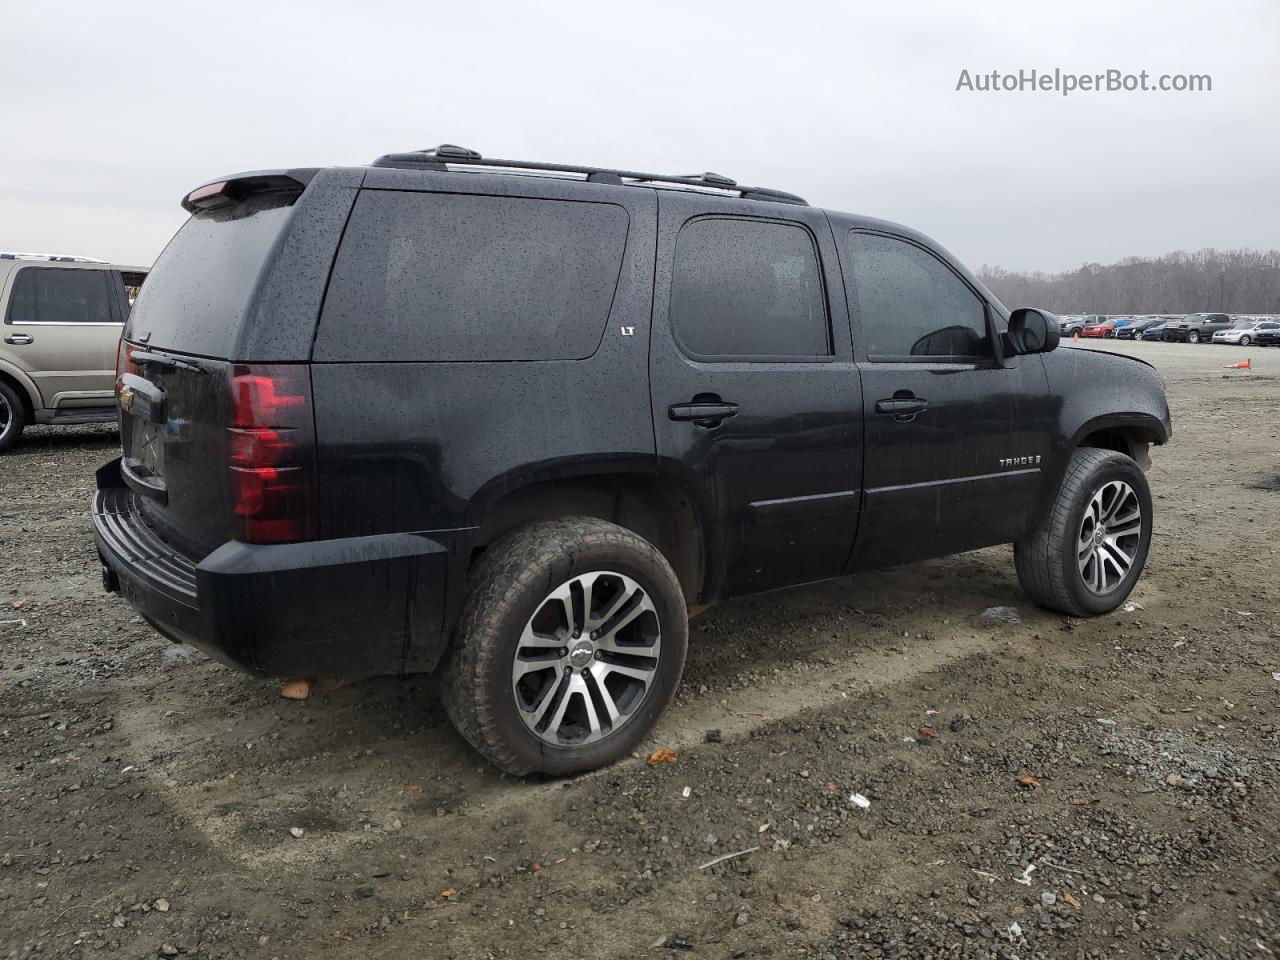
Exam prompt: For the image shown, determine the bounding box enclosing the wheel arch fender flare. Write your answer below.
[0,358,41,417]
[444,455,713,631]
[1068,412,1171,453]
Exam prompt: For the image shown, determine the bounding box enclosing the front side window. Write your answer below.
[846,233,991,360]
[669,217,830,359]
[6,267,116,325]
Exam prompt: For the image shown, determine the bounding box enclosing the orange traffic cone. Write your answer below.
[1222,358,1252,370]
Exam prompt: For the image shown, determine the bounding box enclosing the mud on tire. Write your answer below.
[439,517,688,776]
[1015,447,1153,618]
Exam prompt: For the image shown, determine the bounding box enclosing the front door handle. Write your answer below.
[669,400,738,427]
[875,396,928,421]
[4,333,33,346]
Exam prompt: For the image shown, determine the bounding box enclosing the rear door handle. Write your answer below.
[3,333,33,345]
[875,396,928,420]
[118,372,167,424]
[669,401,738,426]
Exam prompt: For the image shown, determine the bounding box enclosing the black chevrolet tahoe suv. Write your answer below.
[94,145,1172,775]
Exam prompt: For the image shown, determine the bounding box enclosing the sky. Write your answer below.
[1,0,1277,274]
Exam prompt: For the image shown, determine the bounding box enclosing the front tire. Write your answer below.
[0,380,27,452]
[1187,331,1200,343]
[440,518,688,776]
[1015,448,1153,617]
[1240,335,1251,346]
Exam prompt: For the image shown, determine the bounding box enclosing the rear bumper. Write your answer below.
[92,457,453,680]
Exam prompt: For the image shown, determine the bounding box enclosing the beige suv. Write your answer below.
[0,254,147,451]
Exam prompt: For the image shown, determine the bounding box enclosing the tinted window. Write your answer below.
[669,217,829,358]
[125,193,297,357]
[6,268,115,325]
[120,271,147,314]
[317,191,628,362]
[846,233,990,359]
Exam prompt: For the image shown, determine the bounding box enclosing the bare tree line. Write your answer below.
[978,248,1280,315]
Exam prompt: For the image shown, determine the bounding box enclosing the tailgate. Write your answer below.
[112,170,353,557]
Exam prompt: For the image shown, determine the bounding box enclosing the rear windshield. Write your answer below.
[125,194,296,357]
[316,190,628,362]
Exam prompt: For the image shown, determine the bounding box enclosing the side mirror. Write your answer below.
[1007,308,1060,355]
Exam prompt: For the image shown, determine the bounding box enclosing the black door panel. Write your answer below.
[851,359,1049,569]
[836,228,1053,569]
[650,195,863,601]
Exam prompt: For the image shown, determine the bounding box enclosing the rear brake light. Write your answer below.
[180,174,305,213]
[227,365,316,545]
[183,181,234,211]
[115,338,138,398]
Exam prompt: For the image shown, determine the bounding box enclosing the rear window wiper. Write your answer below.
[129,350,209,375]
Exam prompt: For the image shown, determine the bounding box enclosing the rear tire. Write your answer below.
[0,380,27,452]
[1015,448,1153,617]
[439,517,688,776]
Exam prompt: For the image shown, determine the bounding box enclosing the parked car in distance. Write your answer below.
[0,253,147,451]
[1082,318,1116,338]
[1115,317,1158,340]
[1163,312,1230,343]
[1213,318,1280,346]
[92,145,1172,775]
[1104,317,1141,338]
[1255,325,1280,347]
[1140,322,1168,341]
[1063,315,1100,337]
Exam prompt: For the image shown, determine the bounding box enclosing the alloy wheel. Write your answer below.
[0,393,11,442]
[1077,480,1143,594]
[1188,331,1200,343]
[511,570,661,747]
[1240,335,1251,346]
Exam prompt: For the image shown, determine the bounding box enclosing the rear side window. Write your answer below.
[316,191,629,362]
[669,217,829,359]
[846,232,990,360]
[6,268,116,325]
[125,193,297,357]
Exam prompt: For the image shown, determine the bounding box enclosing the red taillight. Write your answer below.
[227,364,316,545]
[115,337,138,392]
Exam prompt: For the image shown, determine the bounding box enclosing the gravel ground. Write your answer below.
[2,339,1278,960]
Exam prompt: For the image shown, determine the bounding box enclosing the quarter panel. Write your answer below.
[310,185,658,540]
[0,356,43,411]
[236,167,365,362]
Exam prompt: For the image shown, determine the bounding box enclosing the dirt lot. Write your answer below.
[2,339,1278,960]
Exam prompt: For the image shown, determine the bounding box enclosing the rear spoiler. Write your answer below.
[181,169,320,213]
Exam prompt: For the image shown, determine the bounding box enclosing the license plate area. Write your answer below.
[121,415,168,500]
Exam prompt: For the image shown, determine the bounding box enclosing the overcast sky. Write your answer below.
[2,0,1277,273]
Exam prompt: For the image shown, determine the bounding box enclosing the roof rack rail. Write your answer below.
[0,252,108,263]
[370,145,808,206]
